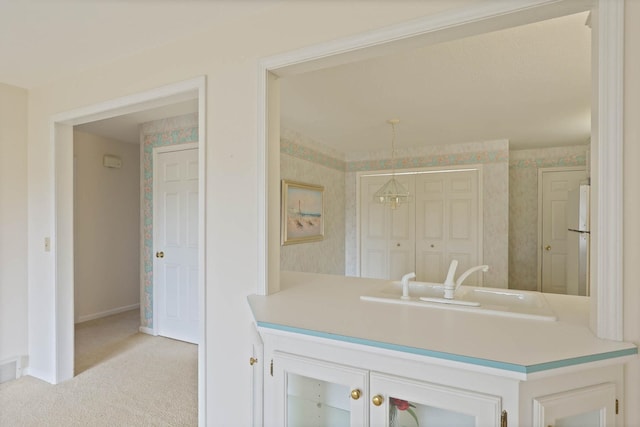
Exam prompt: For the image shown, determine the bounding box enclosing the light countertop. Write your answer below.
[248,271,636,376]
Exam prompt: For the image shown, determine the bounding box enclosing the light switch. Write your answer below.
[44,237,51,252]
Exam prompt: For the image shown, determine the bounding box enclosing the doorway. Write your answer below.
[51,77,206,423]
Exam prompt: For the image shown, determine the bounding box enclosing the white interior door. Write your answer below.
[360,175,415,280]
[540,169,587,294]
[154,147,199,343]
[415,170,480,284]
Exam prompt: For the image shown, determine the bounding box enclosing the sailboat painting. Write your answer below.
[281,180,325,245]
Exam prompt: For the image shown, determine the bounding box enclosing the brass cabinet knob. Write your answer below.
[156,251,165,258]
[372,395,384,406]
[249,357,258,366]
[545,245,551,251]
[350,389,362,400]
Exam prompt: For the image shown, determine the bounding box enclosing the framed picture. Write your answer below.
[281,180,325,245]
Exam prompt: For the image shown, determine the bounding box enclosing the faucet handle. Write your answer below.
[400,272,416,300]
[445,260,458,285]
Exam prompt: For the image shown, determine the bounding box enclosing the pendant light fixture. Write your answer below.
[373,119,412,209]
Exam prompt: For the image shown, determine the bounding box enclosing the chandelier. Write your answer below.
[373,119,412,209]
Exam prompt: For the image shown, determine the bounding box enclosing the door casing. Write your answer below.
[50,77,207,425]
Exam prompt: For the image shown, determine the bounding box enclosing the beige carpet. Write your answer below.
[0,309,198,426]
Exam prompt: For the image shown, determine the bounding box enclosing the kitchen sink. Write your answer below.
[360,280,557,321]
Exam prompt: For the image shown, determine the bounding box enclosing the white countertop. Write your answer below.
[247,271,636,376]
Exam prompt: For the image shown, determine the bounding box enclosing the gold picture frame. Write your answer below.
[281,180,325,245]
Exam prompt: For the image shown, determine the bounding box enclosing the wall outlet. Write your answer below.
[44,237,51,252]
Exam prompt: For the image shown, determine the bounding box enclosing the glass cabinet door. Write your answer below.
[533,383,616,427]
[369,372,502,427]
[273,351,368,427]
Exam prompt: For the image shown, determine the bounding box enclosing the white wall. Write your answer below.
[18,1,640,425]
[0,83,28,365]
[73,130,140,322]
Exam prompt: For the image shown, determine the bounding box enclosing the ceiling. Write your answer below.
[280,11,591,153]
[1,2,591,150]
[0,0,279,89]
[75,99,199,144]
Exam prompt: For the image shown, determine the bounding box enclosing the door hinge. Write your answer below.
[616,398,619,415]
[270,359,274,377]
[501,410,508,427]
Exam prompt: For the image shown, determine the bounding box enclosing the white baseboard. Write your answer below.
[0,356,27,384]
[75,303,140,324]
[139,326,157,336]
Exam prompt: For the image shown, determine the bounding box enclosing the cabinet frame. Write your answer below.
[369,371,502,427]
[532,382,616,427]
[260,327,626,426]
[272,351,369,426]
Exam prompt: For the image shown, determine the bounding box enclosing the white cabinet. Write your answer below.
[259,328,625,427]
[369,372,502,427]
[533,383,616,427]
[270,352,504,427]
[273,352,368,426]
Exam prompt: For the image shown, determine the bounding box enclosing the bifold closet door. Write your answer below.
[359,175,415,280]
[415,170,480,284]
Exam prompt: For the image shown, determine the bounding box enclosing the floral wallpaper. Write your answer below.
[508,145,588,291]
[140,113,198,329]
[281,129,509,288]
[280,129,346,274]
[282,135,589,291]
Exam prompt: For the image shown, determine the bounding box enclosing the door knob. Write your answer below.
[249,357,258,366]
[372,395,384,406]
[545,245,551,251]
[350,389,362,400]
[156,251,165,258]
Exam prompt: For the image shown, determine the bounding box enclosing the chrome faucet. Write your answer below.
[443,260,489,299]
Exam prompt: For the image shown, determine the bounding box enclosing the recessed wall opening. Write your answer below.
[259,0,623,340]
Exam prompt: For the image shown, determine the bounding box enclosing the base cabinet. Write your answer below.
[532,383,616,427]
[369,372,502,427]
[273,352,502,427]
[273,352,368,426]
[260,330,625,427]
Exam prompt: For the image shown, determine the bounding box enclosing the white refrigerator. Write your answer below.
[566,184,590,296]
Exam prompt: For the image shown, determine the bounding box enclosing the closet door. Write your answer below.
[414,170,480,284]
[360,175,415,280]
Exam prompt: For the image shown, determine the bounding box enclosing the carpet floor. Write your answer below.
[0,309,198,426]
